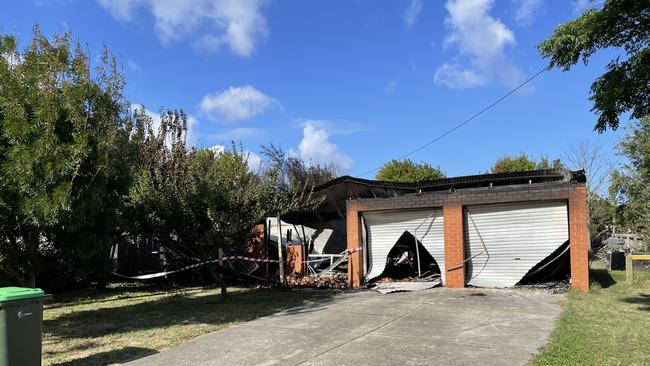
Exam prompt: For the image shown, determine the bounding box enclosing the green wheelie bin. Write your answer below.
[0,287,51,366]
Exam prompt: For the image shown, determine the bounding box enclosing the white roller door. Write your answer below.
[363,209,445,282]
[464,201,569,288]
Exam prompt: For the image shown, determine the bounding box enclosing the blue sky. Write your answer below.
[2,0,626,178]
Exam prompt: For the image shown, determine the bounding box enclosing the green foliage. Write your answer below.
[589,195,615,236]
[0,27,340,291]
[261,144,338,215]
[491,153,563,173]
[538,0,650,132]
[375,159,445,183]
[609,116,650,239]
[125,109,268,267]
[0,27,132,287]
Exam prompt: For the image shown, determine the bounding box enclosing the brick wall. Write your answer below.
[285,244,304,275]
[568,186,590,291]
[347,201,363,288]
[346,181,590,291]
[443,203,465,288]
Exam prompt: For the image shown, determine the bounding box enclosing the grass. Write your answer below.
[530,263,650,366]
[42,283,332,366]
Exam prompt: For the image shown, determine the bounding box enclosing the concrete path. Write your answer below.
[124,287,563,366]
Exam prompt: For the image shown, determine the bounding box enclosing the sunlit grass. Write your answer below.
[42,283,331,366]
[530,264,650,366]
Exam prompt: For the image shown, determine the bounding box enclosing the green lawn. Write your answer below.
[531,265,650,366]
[42,283,331,366]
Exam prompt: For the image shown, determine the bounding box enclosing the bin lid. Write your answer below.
[0,287,45,302]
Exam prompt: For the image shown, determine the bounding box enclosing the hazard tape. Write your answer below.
[221,255,278,263]
[112,250,360,280]
[111,255,279,280]
[345,247,362,254]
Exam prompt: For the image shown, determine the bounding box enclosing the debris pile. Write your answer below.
[376,276,416,283]
[372,279,441,294]
[285,273,348,288]
[519,280,570,294]
[592,232,647,262]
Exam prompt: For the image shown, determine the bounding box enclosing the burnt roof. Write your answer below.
[282,169,586,225]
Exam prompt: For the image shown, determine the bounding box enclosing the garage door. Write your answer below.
[464,201,569,288]
[363,209,445,282]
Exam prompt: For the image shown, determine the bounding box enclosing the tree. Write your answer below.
[261,144,338,216]
[563,140,616,235]
[491,154,563,173]
[375,159,445,183]
[259,145,338,284]
[564,140,614,203]
[126,108,269,296]
[609,116,650,242]
[538,0,650,132]
[589,195,615,236]
[0,28,132,287]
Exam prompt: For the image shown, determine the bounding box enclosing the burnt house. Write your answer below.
[283,169,590,291]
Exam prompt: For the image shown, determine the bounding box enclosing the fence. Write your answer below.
[626,254,650,284]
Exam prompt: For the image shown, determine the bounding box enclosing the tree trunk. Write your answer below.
[23,232,40,288]
[219,275,228,297]
[26,271,36,288]
[207,265,228,298]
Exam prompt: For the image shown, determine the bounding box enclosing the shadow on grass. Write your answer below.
[44,287,336,340]
[590,268,617,289]
[52,347,158,366]
[621,293,650,312]
[46,282,184,310]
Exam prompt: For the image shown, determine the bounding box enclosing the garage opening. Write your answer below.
[363,209,445,284]
[374,231,441,281]
[518,240,570,285]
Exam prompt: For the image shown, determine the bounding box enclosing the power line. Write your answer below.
[356,67,547,178]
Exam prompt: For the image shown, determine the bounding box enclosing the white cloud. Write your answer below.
[434,64,485,88]
[296,121,353,170]
[513,0,543,26]
[245,151,263,171]
[186,115,199,147]
[209,144,226,154]
[131,104,161,135]
[404,0,423,27]
[97,0,269,57]
[434,0,523,89]
[198,85,280,123]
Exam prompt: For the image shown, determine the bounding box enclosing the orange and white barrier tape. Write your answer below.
[345,247,362,254]
[111,255,279,280]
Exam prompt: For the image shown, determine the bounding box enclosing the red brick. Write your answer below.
[444,203,465,288]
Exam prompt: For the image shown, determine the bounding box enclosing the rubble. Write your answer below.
[517,280,570,294]
[285,272,348,288]
[372,279,441,294]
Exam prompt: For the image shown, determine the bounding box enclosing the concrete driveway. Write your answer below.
[124,287,562,366]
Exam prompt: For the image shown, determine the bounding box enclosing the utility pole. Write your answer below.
[276,214,284,285]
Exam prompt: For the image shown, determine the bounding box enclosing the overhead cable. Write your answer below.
[356,67,547,177]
